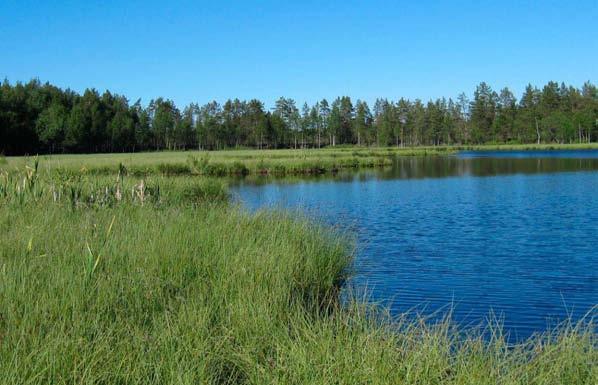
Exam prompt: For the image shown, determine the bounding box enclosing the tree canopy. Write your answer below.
[1,79,596,155]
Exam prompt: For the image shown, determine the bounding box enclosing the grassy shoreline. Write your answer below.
[2,147,445,177]
[456,142,598,151]
[0,164,596,384]
[3,143,597,177]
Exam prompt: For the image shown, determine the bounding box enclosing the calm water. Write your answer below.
[233,151,598,340]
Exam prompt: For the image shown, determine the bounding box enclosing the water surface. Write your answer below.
[233,151,598,340]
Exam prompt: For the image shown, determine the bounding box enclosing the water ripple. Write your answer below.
[234,152,598,340]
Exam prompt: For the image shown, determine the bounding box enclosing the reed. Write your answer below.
[1,147,450,176]
[0,165,595,385]
[4,144,597,177]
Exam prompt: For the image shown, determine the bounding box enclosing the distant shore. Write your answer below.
[2,143,597,177]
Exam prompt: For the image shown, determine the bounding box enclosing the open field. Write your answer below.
[3,143,597,177]
[0,163,596,384]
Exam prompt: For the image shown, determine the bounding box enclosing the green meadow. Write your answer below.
[0,156,595,384]
[3,143,598,178]
[2,147,444,177]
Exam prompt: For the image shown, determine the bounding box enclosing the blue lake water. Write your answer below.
[232,151,598,340]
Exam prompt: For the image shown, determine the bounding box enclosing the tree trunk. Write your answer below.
[401,127,404,148]
[318,129,321,148]
[534,117,540,144]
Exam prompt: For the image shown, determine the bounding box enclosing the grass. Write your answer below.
[1,147,453,176]
[458,143,598,151]
[0,161,596,384]
[3,143,597,177]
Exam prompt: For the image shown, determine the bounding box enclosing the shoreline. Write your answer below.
[0,162,596,383]
[3,143,597,177]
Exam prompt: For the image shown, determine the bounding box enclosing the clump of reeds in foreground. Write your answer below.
[0,168,595,385]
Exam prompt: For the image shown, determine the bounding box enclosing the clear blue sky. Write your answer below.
[1,0,596,108]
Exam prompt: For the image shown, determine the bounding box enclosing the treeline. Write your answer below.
[0,79,596,155]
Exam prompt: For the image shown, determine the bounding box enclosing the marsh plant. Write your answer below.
[0,162,227,208]
[0,162,595,385]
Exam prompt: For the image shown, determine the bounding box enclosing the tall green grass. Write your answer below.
[460,143,598,151]
[1,147,452,176]
[0,165,596,384]
[4,143,597,177]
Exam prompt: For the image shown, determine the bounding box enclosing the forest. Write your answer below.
[0,79,596,155]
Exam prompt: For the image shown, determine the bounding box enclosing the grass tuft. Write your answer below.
[0,161,595,384]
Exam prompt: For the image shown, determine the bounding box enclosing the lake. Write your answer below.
[232,150,598,340]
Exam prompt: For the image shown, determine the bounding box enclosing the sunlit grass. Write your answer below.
[0,162,596,384]
[459,142,598,151]
[4,143,597,177]
[2,147,452,176]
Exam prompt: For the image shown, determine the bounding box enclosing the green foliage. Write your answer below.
[1,79,597,155]
[230,161,249,175]
[0,169,595,384]
[187,153,211,174]
[186,154,248,176]
[202,162,229,176]
[180,179,228,204]
[156,162,192,175]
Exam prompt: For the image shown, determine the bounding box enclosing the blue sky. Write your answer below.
[1,0,596,108]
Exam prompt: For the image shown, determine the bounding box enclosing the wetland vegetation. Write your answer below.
[2,2,597,383]
[0,157,596,384]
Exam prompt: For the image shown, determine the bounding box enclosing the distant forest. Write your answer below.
[1,79,596,155]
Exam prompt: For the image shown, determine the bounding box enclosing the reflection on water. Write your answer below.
[233,151,598,340]
[379,156,598,180]
[459,149,598,158]
[231,155,598,187]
